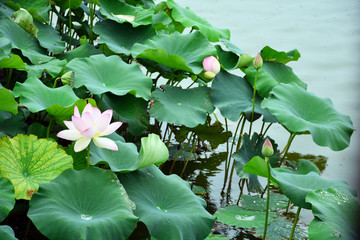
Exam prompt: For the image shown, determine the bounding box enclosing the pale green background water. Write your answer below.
[172,0,360,226]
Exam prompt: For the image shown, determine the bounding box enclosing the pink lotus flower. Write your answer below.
[57,103,122,152]
[262,138,274,158]
[202,56,220,79]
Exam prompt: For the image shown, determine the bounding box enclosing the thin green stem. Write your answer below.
[98,94,104,109]
[89,3,95,44]
[262,123,273,136]
[285,199,291,214]
[222,118,230,191]
[180,135,197,178]
[235,115,247,152]
[86,144,91,168]
[263,157,271,240]
[166,128,173,147]
[259,121,265,136]
[289,207,301,240]
[46,117,54,138]
[68,0,72,50]
[5,68,13,89]
[236,179,246,205]
[279,133,297,166]
[249,69,259,136]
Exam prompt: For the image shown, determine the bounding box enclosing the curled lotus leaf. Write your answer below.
[262,83,354,151]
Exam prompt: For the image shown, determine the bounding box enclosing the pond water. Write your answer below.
[164,0,360,236]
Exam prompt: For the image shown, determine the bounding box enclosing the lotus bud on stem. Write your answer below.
[249,53,263,135]
[262,137,273,240]
[202,56,220,80]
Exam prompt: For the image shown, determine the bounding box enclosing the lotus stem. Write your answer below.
[5,68,13,89]
[263,157,271,240]
[289,207,301,240]
[86,144,91,168]
[262,123,273,137]
[68,0,72,50]
[285,199,291,214]
[236,178,246,205]
[89,3,95,44]
[226,115,245,193]
[46,117,54,138]
[279,133,296,166]
[180,135,197,178]
[249,69,259,136]
[222,118,230,191]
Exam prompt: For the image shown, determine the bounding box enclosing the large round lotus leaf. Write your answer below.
[214,206,277,228]
[261,83,354,151]
[100,93,149,136]
[0,54,27,70]
[27,58,67,78]
[306,188,360,240]
[28,167,138,240]
[56,43,102,62]
[271,169,356,210]
[0,33,12,59]
[131,31,217,74]
[260,46,301,64]
[34,21,66,54]
[211,70,277,122]
[243,62,307,98]
[255,217,307,240]
[0,176,15,222]
[0,111,26,136]
[0,134,73,200]
[118,165,215,240]
[0,17,52,64]
[0,225,18,240]
[98,0,153,26]
[66,54,152,100]
[167,0,230,42]
[0,88,18,115]
[240,193,288,211]
[91,134,168,172]
[13,76,79,113]
[150,85,215,128]
[93,20,156,55]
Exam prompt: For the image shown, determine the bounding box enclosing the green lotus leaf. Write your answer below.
[27,58,67,78]
[167,0,230,42]
[118,165,215,240]
[34,21,66,54]
[0,225,18,240]
[0,134,73,200]
[0,3,14,18]
[260,46,301,64]
[242,62,307,98]
[56,43,102,62]
[150,85,215,128]
[12,8,39,37]
[0,88,18,115]
[28,167,138,240]
[47,98,97,125]
[0,111,26,136]
[5,0,51,22]
[261,83,354,151]
[240,193,289,211]
[0,17,52,64]
[271,168,356,209]
[214,206,277,228]
[135,133,169,169]
[242,156,278,188]
[53,0,82,11]
[306,187,360,240]
[255,217,307,240]
[13,76,79,113]
[93,20,156,55]
[0,175,15,222]
[215,45,239,70]
[0,34,12,59]
[211,70,277,122]
[218,37,244,55]
[0,54,27,70]
[64,142,87,170]
[66,54,152,100]
[205,234,229,240]
[99,92,149,136]
[91,133,168,172]
[98,0,153,26]
[131,31,217,74]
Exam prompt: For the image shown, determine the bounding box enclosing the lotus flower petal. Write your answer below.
[74,138,91,152]
[101,122,122,136]
[57,130,82,141]
[93,137,118,151]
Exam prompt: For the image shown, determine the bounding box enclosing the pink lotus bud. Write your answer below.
[253,53,263,70]
[262,138,274,157]
[202,56,220,79]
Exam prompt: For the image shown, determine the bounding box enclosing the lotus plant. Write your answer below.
[57,103,122,153]
[262,138,273,240]
[203,56,221,80]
